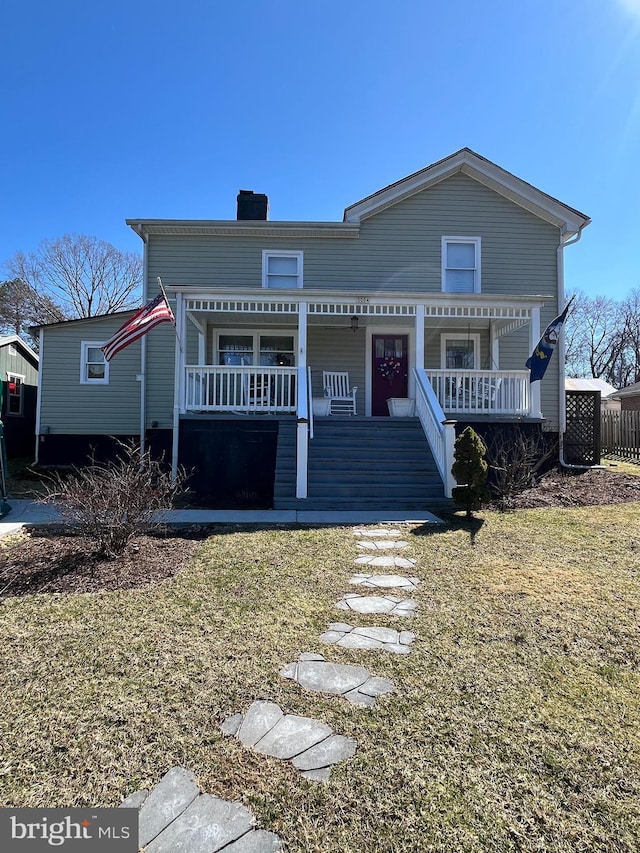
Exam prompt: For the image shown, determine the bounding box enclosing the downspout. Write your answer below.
[556,224,601,469]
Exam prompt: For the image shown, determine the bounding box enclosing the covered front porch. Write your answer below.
[168,289,546,499]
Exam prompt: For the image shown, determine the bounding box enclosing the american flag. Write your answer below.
[101,292,175,361]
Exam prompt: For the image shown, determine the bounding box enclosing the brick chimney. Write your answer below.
[237,190,268,221]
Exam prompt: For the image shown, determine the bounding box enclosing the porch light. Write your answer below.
[350,315,359,333]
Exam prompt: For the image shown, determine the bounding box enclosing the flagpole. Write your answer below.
[157,277,183,352]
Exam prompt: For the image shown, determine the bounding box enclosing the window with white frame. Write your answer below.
[442,237,481,293]
[217,331,296,367]
[80,341,109,384]
[262,250,303,289]
[6,373,24,415]
[441,334,480,369]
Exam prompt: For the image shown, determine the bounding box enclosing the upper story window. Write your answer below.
[262,250,303,289]
[6,373,23,416]
[81,341,109,384]
[442,237,481,293]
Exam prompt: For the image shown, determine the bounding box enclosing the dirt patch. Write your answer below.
[496,465,640,509]
[0,528,208,597]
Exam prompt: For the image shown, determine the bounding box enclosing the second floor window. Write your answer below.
[262,250,303,289]
[442,237,481,293]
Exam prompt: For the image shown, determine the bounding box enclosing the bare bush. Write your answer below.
[486,429,558,508]
[40,442,186,557]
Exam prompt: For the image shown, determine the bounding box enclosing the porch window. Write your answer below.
[80,341,109,384]
[262,250,303,289]
[217,332,295,366]
[6,373,23,415]
[441,334,480,369]
[442,237,481,293]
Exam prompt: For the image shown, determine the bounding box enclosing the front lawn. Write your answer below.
[1,506,639,852]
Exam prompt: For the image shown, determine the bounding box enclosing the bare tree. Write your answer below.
[5,235,142,319]
[564,290,625,382]
[0,278,65,343]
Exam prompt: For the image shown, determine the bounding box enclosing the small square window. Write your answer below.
[262,251,303,289]
[81,342,109,384]
[441,334,480,369]
[6,373,23,416]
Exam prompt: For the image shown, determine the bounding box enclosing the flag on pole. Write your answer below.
[101,292,175,361]
[526,298,574,382]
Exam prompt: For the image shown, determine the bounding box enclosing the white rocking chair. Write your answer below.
[323,371,358,415]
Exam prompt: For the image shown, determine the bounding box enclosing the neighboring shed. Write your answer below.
[565,377,620,411]
[0,335,39,458]
[608,380,640,412]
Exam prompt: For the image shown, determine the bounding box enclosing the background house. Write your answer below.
[608,381,640,411]
[35,150,590,510]
[0,335,39,458]
[565,377,620,412]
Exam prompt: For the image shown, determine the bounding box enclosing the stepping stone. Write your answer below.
[320,622,416,654]
[336,593,418,617]
[221,700,357,781]
[281,653,393,707]
[355,555,417,569]
[352,528,401,537]
[123,766,281,851]
[349,573,420,590]
[357,540,409,550]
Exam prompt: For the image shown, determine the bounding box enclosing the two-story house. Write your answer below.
[35,149,590,510]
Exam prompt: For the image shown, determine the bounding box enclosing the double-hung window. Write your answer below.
[442,237,481,293]
[217,332,296,367]
[81,341,109,384]
[262,250,303,289]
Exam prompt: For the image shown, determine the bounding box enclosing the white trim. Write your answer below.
[365,326,415,416]
[441,237,481,294]
[5,371,25,416]
[80,341,109,384]
[0,334,39,364]
[440,333,481,370]
[344,148,590,236]
[261,250,304,289]
[35,328,43,463]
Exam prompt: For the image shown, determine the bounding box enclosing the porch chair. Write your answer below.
[243,372,273,411]
[322,371,358,415]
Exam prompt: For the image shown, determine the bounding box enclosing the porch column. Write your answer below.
[415,304,425,371]
[296,301,308,499]
[529,306,542,419]
[490,322,499,369]
[171,292,184,479]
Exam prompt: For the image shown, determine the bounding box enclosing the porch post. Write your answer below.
[415,304,425,371]
[529,306,542,418]
[296,301,308,499]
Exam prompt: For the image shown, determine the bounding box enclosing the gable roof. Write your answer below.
[343,148,591,238]
[0,334,39,365]
[610,380,640,399]
[565,377,618,397]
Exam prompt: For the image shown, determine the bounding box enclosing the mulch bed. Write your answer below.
[1,466,639,598]
[0,527,209,598]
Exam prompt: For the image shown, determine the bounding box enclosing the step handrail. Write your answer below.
[307,366,314,440]
[413,367,456,498]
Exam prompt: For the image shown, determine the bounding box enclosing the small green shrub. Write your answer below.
[451,426,489,517]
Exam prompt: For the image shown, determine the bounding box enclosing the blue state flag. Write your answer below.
[526,299,573,383]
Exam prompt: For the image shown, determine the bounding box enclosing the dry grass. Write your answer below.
[1,507,639,852]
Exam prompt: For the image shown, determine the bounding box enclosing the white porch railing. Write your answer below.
[185,366,297,413]
[426,370,530,416]
[414,368,456,498]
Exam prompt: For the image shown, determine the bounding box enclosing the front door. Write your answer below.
[371,335,409,416]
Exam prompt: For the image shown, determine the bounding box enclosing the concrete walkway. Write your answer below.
[0,498,444,537]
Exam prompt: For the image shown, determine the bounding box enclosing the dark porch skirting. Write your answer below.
[453,420,559,480]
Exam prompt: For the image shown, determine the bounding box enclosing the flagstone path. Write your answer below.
[336,592,418,617]
[119,766,281,852]
[348,573,421,590]
[357,539,409,550]
[281,652,394,707]
[220,700,357,782]
[354,554,417,568]
[320,622,416,654]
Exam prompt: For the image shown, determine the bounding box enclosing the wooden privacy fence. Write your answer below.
[601,410,640,460]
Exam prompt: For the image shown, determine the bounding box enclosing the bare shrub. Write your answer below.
[40,442,186,557]
[486,429,558,508]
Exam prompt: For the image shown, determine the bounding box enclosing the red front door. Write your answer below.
[371,335,409,416]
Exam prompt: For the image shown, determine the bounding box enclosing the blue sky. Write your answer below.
[2,0,639,300]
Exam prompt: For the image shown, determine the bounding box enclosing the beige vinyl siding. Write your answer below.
[40,317,141,435]
[0,345,38,387]
[145,173,559,299]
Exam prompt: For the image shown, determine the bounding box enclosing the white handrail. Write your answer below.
[185,365,296,413]
[307,366,314,439]
[413,368,456,498]
[425,369,530,415]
